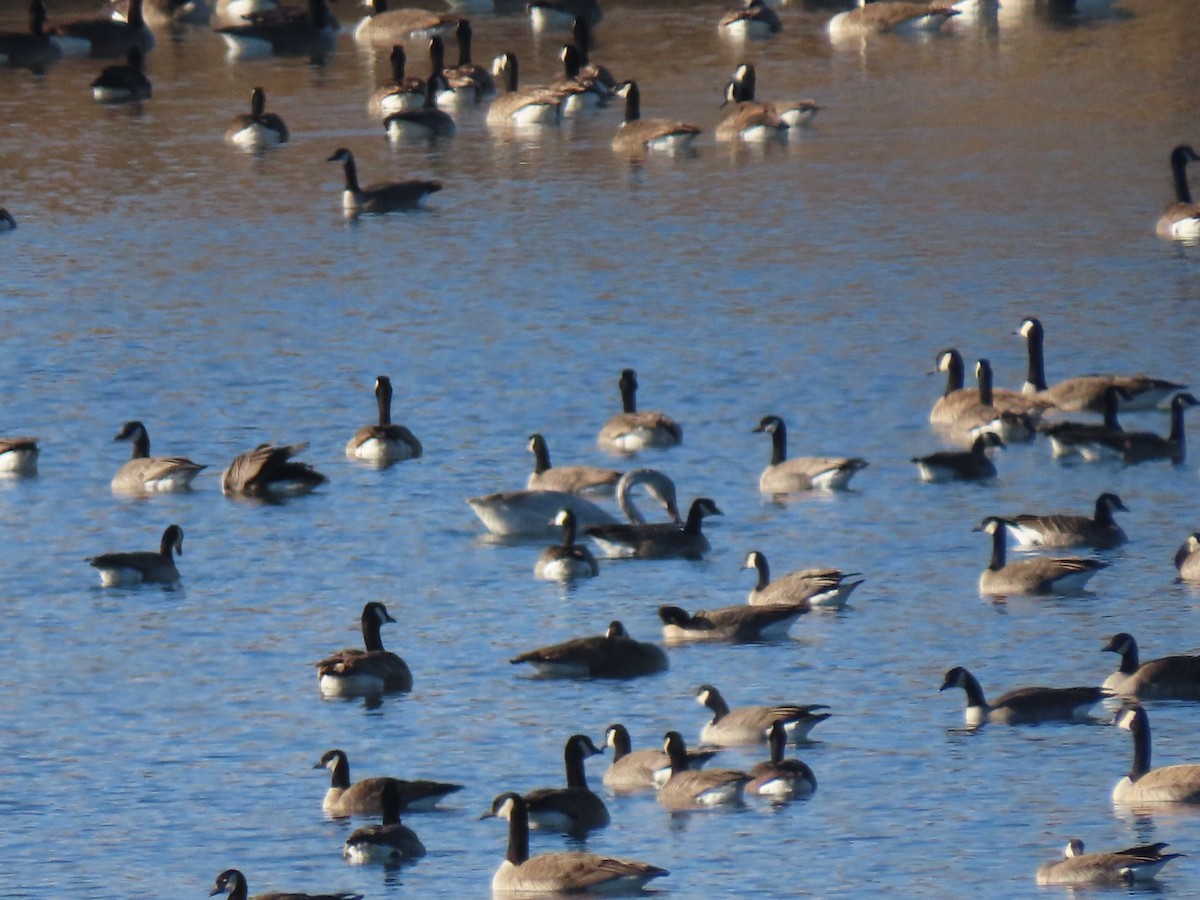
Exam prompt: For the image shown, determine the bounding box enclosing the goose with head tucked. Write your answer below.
[88,523,183,587]
[213,0,337,59]
[226,87,288,149]
[597,369,682,452]
[754,415,867,492]
[716,70,787,143]
[0,0,61,72]
[343,781,426,865]
[315,748,462,816]
[353,0,458,46]
[328,148,441,216]
[975,516,1107,596]
[1102,632,1200,701]
[828,0,959,37]
[526,433,620,495]
[90,46,150,102]
[511,620,667,679]
[0,434,38,475]
[747,721,817,800]
[602,723,719,791]
[912,431,1003,483]
[1036,838,1181,886]
[587,497,720,560]
[467,487,616,538]
[1176,533,1200,582]
[535,509,599,580]
[110,420,205,493]
[1157,145,1200,241]
[1113,704,1200,804]
[385,74,457,141]
[938,666,1105,727]
[657,731,751,810]
[658,602,806,644]
[370,45,425,118]
[50,0,153,58]
[486,52,564,127]
[209,869,361,900]
[484,792,667,895]
[612,81,700,155]
[719,0,782,36]
[743,549,862,609]
[696,684,830,746]
[1037,385,1127,460]
[315,601,413,696]
[221,441,326,498]
[345,375,422,463]
[1004,493,1128,550]
[515,734,610,833]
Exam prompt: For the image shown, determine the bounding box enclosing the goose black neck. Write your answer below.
[130,429,150,459]
[1024,324,1048,392]
[1173,149,1194,205]
[506,797,531,865]
[328,752,351,789]
[250,88,265,120]
[225,872,249,900]
[572,17,591,63]
[340,155,361,194]
[1115,640,1139,675]
[127,0,145,29]
[456,21,472,66]
[959,670,989,709]
[608,726,630,761]
[1129,711,1151,781]
[619,370,638,413]
[683,502,706,535]
[376,380,393,426]
[987,524,1007,571]
[390,47,406,83]
[307,0,331,27]
[664,734,688,774]
[736,65,756,103]
[429,38,445,77]
[976,361,994,407]
[562,44,581,79]
[1168,397,1189,444]
[530,437,551,474]
[623,82,641,123]
[943,351,964,395]
[380,784,401,826]
[768,421,787,466]
[559,513,577,548]
[768,723,786,764]
[1094,496,1116,528]
[704,689,731,720]
[502,55,518,93]
[563,741,589,789]
[159,528,178,558]
[1101,388,1123,430]
[30,0,47,36]
[362,609,387,653]
[751,554,770,590]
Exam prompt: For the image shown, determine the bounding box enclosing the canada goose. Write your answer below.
[602,723,719,791]
[0,435,38,475]
[1004,493,1128,550]
[586,496,720,560]
[658,731,751,810]
[696,684,830,746]
[0,209,15,232]
[88,523,183,587]
[828,0,959,37]
[582,467,683,555]
[754,415,867,492]
[1157,145,1200,240]
[1097,391,1200,464]
[975,516,1107,596]
[571,18,615,93]
[715,76,787,143]
[90,45,150,102]
[611,81,700,155]
[743,549,862,609]
[441,20,492,101]
[315,748,462,816]
[658,603,806,644]
[487,52,563,127]
[327,148,441,216]
[1102,632,1200,701]
[370,45,424,118]
[526,433,620,495]
[209,869,361,900]
[110,420,205,493]
[354,0,458,46]
[1176,533,1200,582]
[747,721,817,799]
[345,375,422,462]
[1036,838,1181,886]
[385,74,457,140]
[912,432,1003,483]
[315,601,413,696]
[0,0,61,72]
[468,489,616,537]
[221,442,326,498]
[343,781,426,865]
[938,666,1104,727]
[517,734,610,833]
[535,509,599,580]
[485,793,666,894]
[723,62,818,129]
[527,0,602,31]
[105,0,203,27]
[928,349,1048,428]
[550,43,608,116]
[1113,705,1200,804]
[960,359,1040,442]
[719,0,782,35]
[1018,316,1184,412]
[226,87,288,149]
[1037,385,1127,460]
[511,620,667,678]
[213,0,337,58]
[597,369,682,452]
[50,0,153,58]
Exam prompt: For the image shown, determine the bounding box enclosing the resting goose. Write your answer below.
[715,75,787,143]
[1156,145,1200,240]
[110,420,205,493]
[949,359,1037,444]
[526,433,620,495]
[586,497,720,560]
[718,0,782,36]
[572,17,615,94]
[0,435,38,475]
[511,620,667,678]
[975,516,1107,596]
[209,869,361,900]
[0,0,61,71]
[225,87,288,149]
[696,683,830,746]
[353,0,458,46]
[597,369,682,452]
[1004,492,1128,550]
[370,45,425,118]
[88,523,183,587]
[1096,391,1199,464]
[221,441,326,498]
[1112,705,1200,804]
[658,603,806,644]
[467,489,615,537]
[928,349,1047,428]
[442,19,493,102]
[1176,533,1200,582]
[722,62,819,130]
[602,723,719,791]
[612,81,700,155]
[213,0,337,59]
[551,43,608,115]
[385,74,457,140]
[485,793,666,895]
[315,748,462,816]
[938,666,1104,727]
[743,549,862,609]
[517,734,609,833]
[327,147,441,216]
[343,781,426,864]
[747,721,817,799]
[1036,839,1181,885]
[90,45,150,102]
[912,431,1003,483]
[345,375,421,463]
[1037,385,1127,460]
[657,731,751,810]
[754,415,867,492]
[534,509,599,580]
[315,601,413,696]
[486,52,563,127]
[50,0,153,58]
[828,0,959,37]
[1102,632,1200,701]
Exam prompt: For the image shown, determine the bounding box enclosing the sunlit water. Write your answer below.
[2,0,1200,896]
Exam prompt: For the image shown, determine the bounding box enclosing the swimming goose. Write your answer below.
[1157,145,1200,240]
[912,432,1003,482]
[88,523,183,587]
[754,415,867,492]
[517,734,610,833]
[441,20,492,102]
[221,441,326,498]
[1095,391,1200,464]
[828,0,959,37]
[485,793,667,894]
[0,0,61,72]
[511,620,667,678]
[582,467,682,554]
[0,209,15,232]
[946,359,1037,443]
[327,148,441,216]
[486,52,563,127]
[214,0,337,58]
[50,0,153,58]
[715,76,788,143]
[353,0,458,46]
[1004,493,1128,550]
[719,0,782,36]
[597,369,682,452]
[528,0,602,31]
[1037,385,1127,460]
[315,601,413,696]
[1036,839,1181,886]
[385,74,457,140]
[316,749,462,816]
[1102,632,1200,701]
[468,489,616,538]
[209,869,361,900]
[658,731,751,810]
[343,781,426,865]
[586,496,720,560]
[602,723,719,791]
[535,509,599,580]
[747,721,817,799]
[526,433,620,495]
[722,62,818,129]
[110,420,205,493]
[611,81,700,155]
[571,18,615,94]
[1176,533,1200,582]
[345,375,422,462]
[90,45,150,102]
[370,45,425,117]
[226,87,288,149]
[696,684,830,746]
[658,603,806,644]
[743,549,862,609]
[938,666,1104,727]
[550,43,608,115]
[928,349,1048,427]
[1113,704,1200,804]
[0,435,39,475]
[1018,316,1184,412]
[975,516,1107,595]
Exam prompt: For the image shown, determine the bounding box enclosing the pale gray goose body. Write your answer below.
[342,781,426,864]
[213,0,336,59]
[526,433,620,495]
[721,63,819,131]
[1112,705,1200,804]
[743,549,862,609]
[754,415,867,492]
[90,45,150,102]
[602,723,718,791]
[1177,533,1200,582]
[315,601,413,696]
[385,71,457,140]
[486,52,563,127]
[715,76,787,143]
[467,488,615,538]
[975,516,1107,596]
[719,0,782,35]
[88,523,182,587]
[1156,145,1200,241]
[346,375,422,462]
[828,0,959,36]
[110,420,205,493]
[511,620,667,678]
[597,369,682,452]
[1004,492,1128,549]
[1102,632,1200,701]
[696,683,830,746]
[315,749,462,816]
[1091,391,1199,464]
[370,45,425,117]
[657,731,750,810]
[1036,839,1181,885]
[938,666,1104,727]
